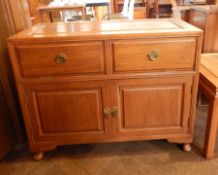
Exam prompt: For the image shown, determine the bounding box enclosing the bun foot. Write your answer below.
[33,152,44,161]
[183,144,191,152]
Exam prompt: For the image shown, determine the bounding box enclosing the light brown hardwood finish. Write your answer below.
[16,41,106,77]
[112,37,197,73]
[8,19,203,160]
[189,5,218,53]
[199,53,218,159]
[0,0,31,35]
[0,0,32,144]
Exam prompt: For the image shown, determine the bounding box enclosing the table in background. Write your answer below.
[199,53,218,159]
[86,0,111,20]
[38,5,86,22]
[38,0,111,22]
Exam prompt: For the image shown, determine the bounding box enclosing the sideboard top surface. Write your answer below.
[9,19,202,43]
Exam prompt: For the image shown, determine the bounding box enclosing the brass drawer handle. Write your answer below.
[111,106,119,117]
[103,108,111,118]
[148,50,159,61]
[55,53,67,64]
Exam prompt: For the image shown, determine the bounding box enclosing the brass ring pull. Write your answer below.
[148,50,159,61]
[111,106,119,117]
[103,108,111,118]
[55,53,67,64]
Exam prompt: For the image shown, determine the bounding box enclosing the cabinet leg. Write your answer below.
[183,144,191,152]
[33,152,44,161]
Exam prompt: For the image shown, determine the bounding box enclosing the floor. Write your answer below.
[1,106,218,175]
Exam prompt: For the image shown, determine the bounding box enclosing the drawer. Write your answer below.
[112,37,197,73]
[16,41,105,77]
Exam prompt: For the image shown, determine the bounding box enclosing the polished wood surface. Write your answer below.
[23,81,110,143]
[189,5,218,53]
[112,37,196,72]
[111,77,192,138]
[199,53,218,159]
[8,19,201,42]
[8,19,202,159]
[17,41,105,77]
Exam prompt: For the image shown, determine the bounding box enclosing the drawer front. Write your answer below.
[16,41,105,77]
[112,37,197,73]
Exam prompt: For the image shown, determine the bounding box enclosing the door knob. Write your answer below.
[55,53,67,64]
[148,50,159,61]
[111,106,119,117]
[103,108,111,118]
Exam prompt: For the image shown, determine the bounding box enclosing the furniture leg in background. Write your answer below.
[199,53,218,159]
[38,5,86,22]
[86,1,111,21]
[203,97,218,159]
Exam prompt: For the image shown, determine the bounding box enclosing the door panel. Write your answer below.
[122,86,182,128]
[23,81,111,143]
[112,76,193,138]
[37,89,103,133]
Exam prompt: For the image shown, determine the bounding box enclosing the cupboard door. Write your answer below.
[111,77,193,140]
[23,81,111,144]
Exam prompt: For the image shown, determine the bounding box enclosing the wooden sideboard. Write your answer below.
[189,5,218,52]
[8,19,202,160]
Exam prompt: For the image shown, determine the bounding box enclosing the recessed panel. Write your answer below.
[121,85,183,129]
[34,89,103,133]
